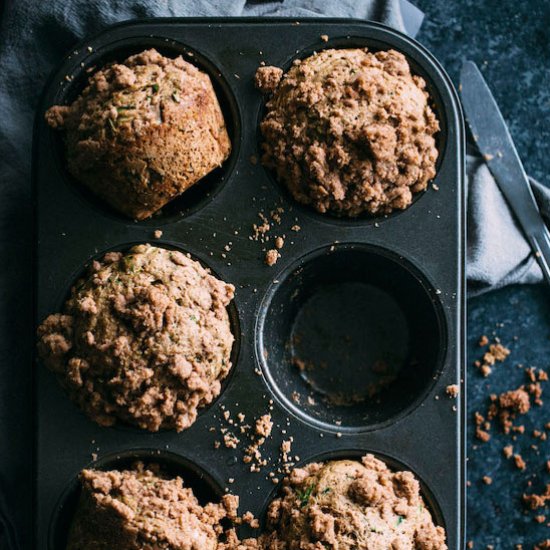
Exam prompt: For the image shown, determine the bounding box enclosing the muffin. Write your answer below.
[257,454,447,549]
[256,49,439,217]
[66,463,238,550]
[36,244,235,432]
[46,48,231,220]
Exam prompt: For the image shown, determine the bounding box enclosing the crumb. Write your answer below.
[153,229,163,239]
[479,335,489,346]
[242,511,260,529]
[265,249,280,266]
[446,384,460,398]
[513,454,526,470]
[223,433,239,449]
[500,388,530,413]
[320,34,329,42]
[254,64,284,92]
[274,236,284,249]
[480,365,492,377]
[291,224,301,232]
[474,412,491,442]
[523,484,550,509]
[482,476,492,485]
[255,414,273,438]
[503,445,514,458]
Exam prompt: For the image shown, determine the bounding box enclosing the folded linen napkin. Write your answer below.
[467,152,549,295]
[0,1,548,548]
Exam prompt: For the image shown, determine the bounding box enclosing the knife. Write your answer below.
[460,60,550,286]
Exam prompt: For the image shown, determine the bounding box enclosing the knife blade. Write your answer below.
[460,60,550,286]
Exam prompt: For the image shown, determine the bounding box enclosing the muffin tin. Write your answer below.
[33,18,465,549]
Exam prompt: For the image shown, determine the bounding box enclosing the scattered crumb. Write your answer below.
[476,341,510,376]
[254,66,283,93]
[255,414,273,438]
[320,34,329,42]
[446,384,460,398]
[482,476,493,485]
[242,511,260,529]
[153,229,163,239]
[223,433,239,449]
[523,484,550,510]
[265,249,279,266]
[513,454,526,470]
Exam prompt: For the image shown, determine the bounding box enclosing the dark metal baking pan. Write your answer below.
[33,17,465,549]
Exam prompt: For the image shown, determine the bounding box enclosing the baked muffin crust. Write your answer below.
[37,244,235,432]
[46,49,231,220]
[260,455,447,549]
[257,48,439,217]
[67,463,238,550]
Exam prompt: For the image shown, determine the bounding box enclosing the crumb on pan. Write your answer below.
[265,249,279,266]
[254,66,283,93]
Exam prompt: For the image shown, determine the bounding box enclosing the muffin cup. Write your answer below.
[42,240,241,432]
[256,449,447,537]
[48,449,225,550]
[256,243,447,432]
[47,36,241,225]
[34,18,465,550]
[256,34,448,226]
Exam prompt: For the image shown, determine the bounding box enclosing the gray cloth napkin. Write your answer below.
[0,0,548,548]
[467,153,550,295]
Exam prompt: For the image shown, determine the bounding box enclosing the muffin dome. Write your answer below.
[67,463,237,550]
[37,244,235,431]
[257,48,439,217]
[261,455,447,549]
[46,49,231,220]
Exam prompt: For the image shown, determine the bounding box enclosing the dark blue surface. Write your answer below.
[416,1,550,546]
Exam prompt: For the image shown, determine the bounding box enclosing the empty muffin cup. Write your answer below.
[48,449,226,550]
[257,244,446,432]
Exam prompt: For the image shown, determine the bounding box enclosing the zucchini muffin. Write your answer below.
[46,48,231,220]
[36,244,235,432]
[222,454,447,549]
[256,49,439,217]
[67,463,237,550]
[261,455,446,549]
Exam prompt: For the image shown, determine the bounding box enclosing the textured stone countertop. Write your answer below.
[416,0,550,547]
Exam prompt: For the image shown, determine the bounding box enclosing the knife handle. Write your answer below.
[528,232,550,287]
